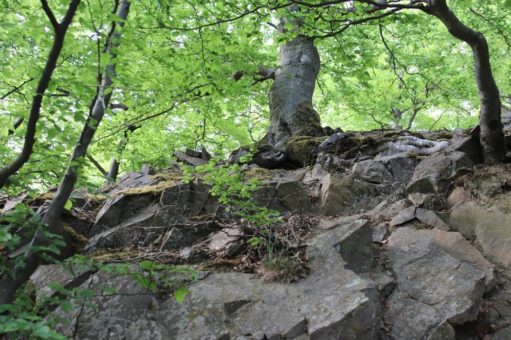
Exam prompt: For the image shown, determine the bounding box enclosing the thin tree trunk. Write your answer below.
[106,158,119,183]
[0,0,131,306]
[427,0,507,163]
[0,0,81,187]
[105,124,138,184]
[265,10,324,150]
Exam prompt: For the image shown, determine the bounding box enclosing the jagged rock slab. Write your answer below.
[370,198,412,222]
[92,193,157,235]
[45,220,380,340]
[389,206,449,230]
[352,160,393,184]
[407,150,473,194]
[254,169,312,213]
[428,229,496,292]
[449,197,511,267]
[319,174,388,216]
[384,227,487,339]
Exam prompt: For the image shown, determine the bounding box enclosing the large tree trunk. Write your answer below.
[0,0,131,307]
[266,33,324,150]
[427,0,507,163]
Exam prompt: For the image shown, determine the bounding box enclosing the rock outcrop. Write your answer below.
[22,129,511,339]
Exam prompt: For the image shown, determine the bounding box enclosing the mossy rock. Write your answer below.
[245,167,276,181]
[286,136,327,166]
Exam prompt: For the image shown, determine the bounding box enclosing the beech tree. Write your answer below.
[264,8,324,150]
[424,0,507,163]
[285,0,508,163]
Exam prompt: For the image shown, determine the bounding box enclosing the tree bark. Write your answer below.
[0,0,131,307]
[265,12,324,150]
[0,0,81,187]
[427,0,507,163]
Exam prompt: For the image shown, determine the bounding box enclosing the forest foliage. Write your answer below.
[1,1,511,337]
[1,0,510,191]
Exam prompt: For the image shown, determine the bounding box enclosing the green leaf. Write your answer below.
[64,199,73,211]
[173,287,189,303]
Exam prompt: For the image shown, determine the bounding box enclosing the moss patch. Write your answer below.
[245,167,275,181]
[119,180,182,196]
[63,223,89,247]
[89,248,143,262]
[286,136,327,166]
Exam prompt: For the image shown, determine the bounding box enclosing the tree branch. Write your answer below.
[0,0,81,188]
[40,0,60,30]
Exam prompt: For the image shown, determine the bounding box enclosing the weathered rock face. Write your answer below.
[25,131,511,340]
[384,227,487,339]
[449,192,511,267]
[85,169,314,253]
[42,220,380,340]
[319,173,384,216]
[447,164,511,267]
[407,150,473,194]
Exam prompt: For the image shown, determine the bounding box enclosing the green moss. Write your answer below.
[89,248,141,261]
[245,167,275,180]
[150,169,183,182]
[119,180,180,196]
[63,223,89,246]
[286,136,327,166]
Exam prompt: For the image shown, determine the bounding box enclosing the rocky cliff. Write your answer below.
[20,128,511,339]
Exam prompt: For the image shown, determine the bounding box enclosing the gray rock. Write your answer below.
[161,222,217,250]
[389,206,416,227]
[160,182,217,216]
[92,193,156,235]
[316,214,363,230]
[86,203,159,251]
[415,208,449,230]
[370,198,412,222]
[494,327,511,340]
[407,151,473,194]
[389,206,449,230]
[427,229,496,292]
[208,227,243,256]
[352,160,393,184]
[447,135,483,165]
[276,180,312,213]
[320,174,386,216]
[449,197,511,267]
[46,220,380,340]
[378,154,418,185]
[385,227,486,339]
[372,223,387,244]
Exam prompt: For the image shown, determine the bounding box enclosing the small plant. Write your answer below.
[257,255,306,284]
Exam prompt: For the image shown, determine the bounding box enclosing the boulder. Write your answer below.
[319,174,386,216]
[375,154,418,185]
[160,182,217,216]
[428,229,496,292]
[370,198,412,222]
[384,227,487,339]
[389,207,449,230]
[91,193,156,235]
[352,160,393,184]
[276,180,312,213]
[407,151,473,194]
[449,195,511,267]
